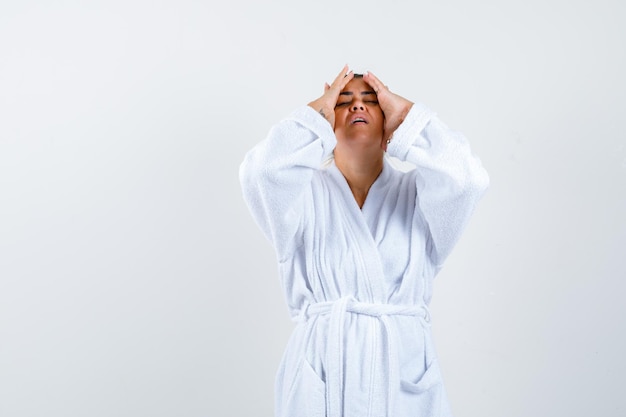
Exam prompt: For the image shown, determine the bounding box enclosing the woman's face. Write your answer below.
[333,77,385,147]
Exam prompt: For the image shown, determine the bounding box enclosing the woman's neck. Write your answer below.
[334,149,384,209]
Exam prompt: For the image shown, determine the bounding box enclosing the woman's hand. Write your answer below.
[363,71,414,149]
[308,65,355,129]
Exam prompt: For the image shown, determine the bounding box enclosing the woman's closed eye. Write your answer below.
[336,101,378,108]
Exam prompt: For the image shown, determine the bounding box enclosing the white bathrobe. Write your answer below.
[240,102,489,417]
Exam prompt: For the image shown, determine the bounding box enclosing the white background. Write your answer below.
[1,1,625,416]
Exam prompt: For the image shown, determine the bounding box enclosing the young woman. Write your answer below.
[240,65,489,417]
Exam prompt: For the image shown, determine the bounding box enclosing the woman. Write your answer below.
[240,65,489,417]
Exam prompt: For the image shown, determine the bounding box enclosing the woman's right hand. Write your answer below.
[308,65,354,129]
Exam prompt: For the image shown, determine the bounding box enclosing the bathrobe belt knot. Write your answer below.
[296,296,431,417]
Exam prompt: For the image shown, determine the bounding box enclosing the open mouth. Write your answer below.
[351,117,368,125]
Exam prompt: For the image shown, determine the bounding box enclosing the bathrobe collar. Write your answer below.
[325,158,395,302]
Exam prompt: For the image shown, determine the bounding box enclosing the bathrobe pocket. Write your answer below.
[397,359,443,416]
[400,359,441,394]
[281,358,326,417]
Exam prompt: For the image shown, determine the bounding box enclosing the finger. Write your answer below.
[324,82,331,92]
[364,70,382,84]
[331,64,349,86]
[333,70,354,92]
[338,70,354,90]
[331,65,353,90]
[364,73,384,93]
[364,71,385,94]
[332,65,354,93]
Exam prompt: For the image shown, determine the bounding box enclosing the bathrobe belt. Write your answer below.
[297,296,431,417]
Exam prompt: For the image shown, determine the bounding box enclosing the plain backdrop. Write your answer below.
[1,1,625,416]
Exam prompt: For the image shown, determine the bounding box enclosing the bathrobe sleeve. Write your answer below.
[239,105,337,257]
[386,102,490,269]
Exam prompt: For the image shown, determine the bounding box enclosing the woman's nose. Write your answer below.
[351,104,364,111]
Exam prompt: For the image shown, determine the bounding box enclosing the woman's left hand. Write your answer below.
[363,72,414,150]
